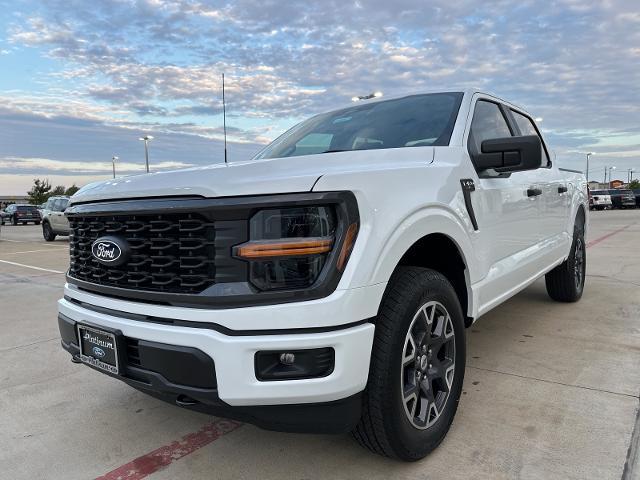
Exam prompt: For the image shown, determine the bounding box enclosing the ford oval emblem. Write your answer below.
[91,236,130,266]
[92,346,106,358]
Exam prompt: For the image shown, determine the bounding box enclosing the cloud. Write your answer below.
[1,0,639,186]
[0,156,195,175]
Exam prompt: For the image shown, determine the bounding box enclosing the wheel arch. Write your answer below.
[365,208,477,325]
[393,233,473,327]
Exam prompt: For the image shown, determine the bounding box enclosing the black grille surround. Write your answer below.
[70,213,217,294]
[65,193,359,309]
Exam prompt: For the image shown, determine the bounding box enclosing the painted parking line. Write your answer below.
[0,259,65,274]
[2,248,68,255]
[96,419,242,480]
[586,223,634,249]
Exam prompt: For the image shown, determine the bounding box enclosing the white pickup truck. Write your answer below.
[58,89,588,460]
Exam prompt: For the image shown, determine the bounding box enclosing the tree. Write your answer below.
[50,185,66,197]
[65,184,80,196]
[27,178,52,205]
[629,179,640,190]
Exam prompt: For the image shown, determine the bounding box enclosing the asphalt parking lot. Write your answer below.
[1,211,639,480]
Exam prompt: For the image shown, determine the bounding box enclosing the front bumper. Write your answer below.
[58,293,375,409]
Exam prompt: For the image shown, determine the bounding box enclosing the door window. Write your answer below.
[468,101,513,161]
[510,109,549,166]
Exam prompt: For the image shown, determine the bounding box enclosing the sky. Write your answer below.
[0,0,639,195]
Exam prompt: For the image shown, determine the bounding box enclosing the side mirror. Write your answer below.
[474,135,542,173]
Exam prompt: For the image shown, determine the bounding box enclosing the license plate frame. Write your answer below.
[76,324,120,375]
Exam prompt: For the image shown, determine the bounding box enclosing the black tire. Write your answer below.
[545,222,585,302]
[352,267,466,461]
[42,222,56,242]
[35,221,40,225]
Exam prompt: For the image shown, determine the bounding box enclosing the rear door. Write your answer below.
[50,199,64,230]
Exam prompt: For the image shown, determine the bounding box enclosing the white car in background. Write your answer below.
[589,189,612,210]
[41,196,71,241]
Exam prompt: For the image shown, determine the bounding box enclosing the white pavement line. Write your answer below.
[0,259,65,274]
[2,249,68,255]
[0,239,26,243]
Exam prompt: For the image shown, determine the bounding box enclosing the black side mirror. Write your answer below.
[474,135,542,173]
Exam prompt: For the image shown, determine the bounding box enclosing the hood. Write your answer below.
[71,148,435,204]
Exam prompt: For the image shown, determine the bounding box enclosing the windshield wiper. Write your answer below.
[320,149,350,154]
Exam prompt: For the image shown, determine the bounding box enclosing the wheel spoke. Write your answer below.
[402,332,417,366]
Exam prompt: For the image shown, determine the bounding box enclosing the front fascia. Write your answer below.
[65,191,359,309]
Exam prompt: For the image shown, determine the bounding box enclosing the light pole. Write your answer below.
[586,152,594,182]
[138,135,154,173]
[111,156,119,179]
[627,168,635,183]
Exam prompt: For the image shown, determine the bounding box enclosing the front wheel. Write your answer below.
[545,223,585,302]
[42,222,56,241]
[352,267,466,461]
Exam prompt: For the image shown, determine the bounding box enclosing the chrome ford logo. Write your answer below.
[91,236,129,266]
[92,346,106,358]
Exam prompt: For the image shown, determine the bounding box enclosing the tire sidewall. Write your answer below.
[383,273,466,458]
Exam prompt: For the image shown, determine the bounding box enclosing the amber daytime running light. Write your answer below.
[235,238,334,259]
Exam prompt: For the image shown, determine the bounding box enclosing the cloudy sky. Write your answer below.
[0,0,639,195]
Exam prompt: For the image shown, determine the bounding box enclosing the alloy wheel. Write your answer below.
[574,236,585,289]
[401,300,456,430]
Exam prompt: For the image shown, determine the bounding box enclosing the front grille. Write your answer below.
[69,213,216,294]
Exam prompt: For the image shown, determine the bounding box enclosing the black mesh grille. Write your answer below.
[69,213,216,294]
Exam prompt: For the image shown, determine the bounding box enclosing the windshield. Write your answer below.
[17,205,38,212]
[254,92,463,160]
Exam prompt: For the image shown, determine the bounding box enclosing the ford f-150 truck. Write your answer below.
[58,89,588,460]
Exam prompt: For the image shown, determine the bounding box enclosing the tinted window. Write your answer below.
[511,109,549,165]
[17,205,37,212]
[254,93,464,159]
[468,100,512,156]
[59,198,69,210]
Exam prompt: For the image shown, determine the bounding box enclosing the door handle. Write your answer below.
[527,188,542,197]
[558,186,568,194]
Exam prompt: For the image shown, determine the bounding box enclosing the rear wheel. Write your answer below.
[545,222,585,302]
[352,267,465,461]
[43,222,56,241]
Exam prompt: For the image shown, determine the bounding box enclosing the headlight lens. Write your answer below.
[234,206,339,291]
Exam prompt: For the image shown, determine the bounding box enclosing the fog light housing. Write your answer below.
[255,348,335,381]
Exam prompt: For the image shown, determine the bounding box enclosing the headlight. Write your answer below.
[234,205,358,291]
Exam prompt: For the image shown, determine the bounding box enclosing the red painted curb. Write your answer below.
[586,224,632,249]
[96,419,242,480]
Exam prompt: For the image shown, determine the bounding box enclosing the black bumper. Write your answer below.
[58,314,362,434]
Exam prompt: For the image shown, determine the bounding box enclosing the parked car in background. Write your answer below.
[41,196,71,241]
[608,189,636,209]
[588,189,612,210]
[1,204,41,225]
[633,189,640,207]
